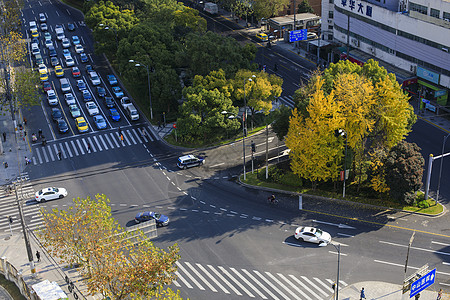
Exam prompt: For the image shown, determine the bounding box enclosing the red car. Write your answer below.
[43,81,51,92]
[72,66,81,77]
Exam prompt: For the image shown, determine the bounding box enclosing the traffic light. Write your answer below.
[251,142,256,153]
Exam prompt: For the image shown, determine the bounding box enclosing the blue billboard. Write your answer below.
[410,268,436,298]
[289,29,307,43]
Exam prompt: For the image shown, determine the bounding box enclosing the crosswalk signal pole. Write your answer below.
[14,182,36,275]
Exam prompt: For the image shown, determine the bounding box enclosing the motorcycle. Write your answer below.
[32,133,37,143]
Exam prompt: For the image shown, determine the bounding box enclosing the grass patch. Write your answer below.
[0,273,27,300]
[242,169,444,216]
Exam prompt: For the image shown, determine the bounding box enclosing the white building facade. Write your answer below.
[322,0,450,107]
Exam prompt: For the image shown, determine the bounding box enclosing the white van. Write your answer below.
[126,105,139,121]
[59,78,71,93]
[47,90,58,105]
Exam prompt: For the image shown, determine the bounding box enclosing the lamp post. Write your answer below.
[435,133,450,204]
[338,129,348,198]
[129,59,153,120]
[243,75,255,180]
[99,23,118,50]
[330,243,341,300]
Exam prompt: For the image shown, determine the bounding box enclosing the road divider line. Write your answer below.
[380,240,450,256]
[374,260,450,276]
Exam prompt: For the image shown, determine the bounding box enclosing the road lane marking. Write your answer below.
[254,270,290,300]
[231,268,267,299]
[174,271,193,289]
[314,277,334,293]
[432,241,450,247]
[210,163,224,167]
[219,266,254,298]
[242,269,279,300]
[176,262,205,290]
[185,262,217,292]
[196,263,229,294]
[208,265,242,296]
[280,274,313,300]
[374,260,450,276]
[380,240,450,256]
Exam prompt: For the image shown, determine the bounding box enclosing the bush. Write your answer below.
[402,191,416,205]
[281,172,303,187]
[417,200,430,209]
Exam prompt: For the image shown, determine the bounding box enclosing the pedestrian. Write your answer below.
[57,150,62,160]
[36,250,40,262]
[23,117,27,126]
[437,289,443,300]
[38,129,42,139]
[141,128,146,138]
[2,132,6,142]
[87,142,91,153]
[360,287,366,300]
[25,156,29,165]
[157,121,161,129]
[120,134,124,142]
[4,162,8,168]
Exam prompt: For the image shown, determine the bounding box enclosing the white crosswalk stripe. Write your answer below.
[278,95,295,108]
[171,261,340,299]
[31,126,156,165]
[0,175,43,233]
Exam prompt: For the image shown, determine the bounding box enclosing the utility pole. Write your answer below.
[14,182,36,275]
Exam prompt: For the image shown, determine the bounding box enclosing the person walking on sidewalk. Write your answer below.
[2,132,6,142]
[57,150,62,160]
[437,289,443,300]
[360,287,366,300]
[38,129,42,139]
[36,250,40,262]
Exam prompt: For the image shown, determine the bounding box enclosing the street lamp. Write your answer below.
[435,133,450,204]
[338,129,348,198]
[129,59,153,120]
[243,75,256,180]
[329,243,341,300]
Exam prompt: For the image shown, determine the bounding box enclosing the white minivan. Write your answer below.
[59,78,71,93]
[126,105,139,121]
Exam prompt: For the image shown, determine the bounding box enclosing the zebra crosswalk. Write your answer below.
[276,95,295,109]
[0,175,43,233]
[172,260,347,299]
[32,126,154,165]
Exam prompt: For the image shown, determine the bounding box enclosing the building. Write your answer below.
[268,13,321,40]
[322,0,450,110]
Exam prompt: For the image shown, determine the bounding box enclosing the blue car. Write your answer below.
[82,90,92,101]
[107,74,117,85]
[80,53,88,63]
[93,115,107,129]
[109,108,120,121]
[77,80,86,91]
[135,211,169,226]
[112,86,123,99]
[72,35,80,45]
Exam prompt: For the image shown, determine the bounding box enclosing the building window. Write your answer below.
[409,2,427,15]
[430,8,440,18]
[328,25,333,30]
[329,11,334,18]
[329,0,333,3]
[443,11,450,21]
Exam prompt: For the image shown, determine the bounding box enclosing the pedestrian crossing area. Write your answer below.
[275,96,295,109]
[0,175,43,234]
[31,126,154,165]
[172,260,347,299]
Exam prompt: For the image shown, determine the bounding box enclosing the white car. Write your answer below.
[47,90,58,105]
[85,101,99,116]
[39,13,46,23]
[63,49,71,59]
[75,44,84,53]
[294,226,331,245]
[62,38,71,48]
[38,64,47,74]
[35,187,68,203]
[65,56,75,67]
[65,93,76,105]
[89,71,101,85]
[45,39,53,48]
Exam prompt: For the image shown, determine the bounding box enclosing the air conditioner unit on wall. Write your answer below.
[351,38,360,47]
[410,65,417,73]
[368,47,376,55]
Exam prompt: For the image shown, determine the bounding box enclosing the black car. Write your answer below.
[104,96,115,108]
[97,86,106,98]
[85,65,93,72]
[57,119,68,133]
[48,45,57,57]
[50,57,59,66]
[67,23,75,31]
[51,108,62,121]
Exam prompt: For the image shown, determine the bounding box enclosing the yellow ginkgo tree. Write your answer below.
[38,194,180,299]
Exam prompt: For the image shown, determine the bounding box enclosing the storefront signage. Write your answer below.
[340,0,373,17]
[435,90,447,97]
[417,67,440,85]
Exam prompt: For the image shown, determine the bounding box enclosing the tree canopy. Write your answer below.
[38,194,180,299]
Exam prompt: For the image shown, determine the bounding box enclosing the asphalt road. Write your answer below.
[11,0,450,299]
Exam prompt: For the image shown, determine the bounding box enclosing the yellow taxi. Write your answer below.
[75,117,89,133]
[31,29,39,38]
[39,72,48,81]
[55,65,64,77]
[256,33,268,42]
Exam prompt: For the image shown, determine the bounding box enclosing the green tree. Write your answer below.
[383,141,424,203]
[177,70,240,143]
[12,67,41,108]
[271,105,292,141]
[38,194,180,299]
[297,0,314,13]
[253,0,290,19]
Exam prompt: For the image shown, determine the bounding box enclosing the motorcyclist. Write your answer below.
[32,133,37,142]
[268,194,276,204]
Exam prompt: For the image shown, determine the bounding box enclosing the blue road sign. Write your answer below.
[410,268,436,298]
[289,29,307,43]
